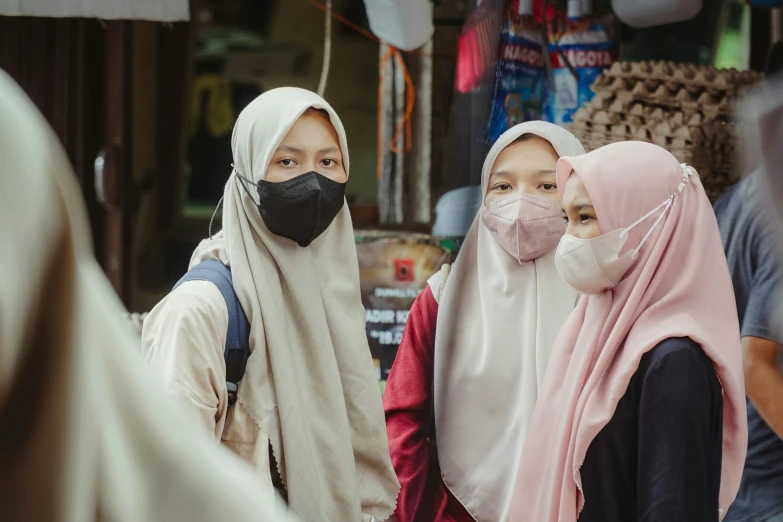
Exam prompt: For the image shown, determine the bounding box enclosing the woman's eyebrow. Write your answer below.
[488,171,509,183]
[531,169,557,180]
[276,145,340,155]
[276,145,304,154]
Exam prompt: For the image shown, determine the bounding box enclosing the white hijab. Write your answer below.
[190,88,399,521]
[428,122,584,522]
[0,70,297,522]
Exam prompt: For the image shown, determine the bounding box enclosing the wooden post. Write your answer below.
[378,43,405,225]
[409,36,433,226]
[393,49,406,225]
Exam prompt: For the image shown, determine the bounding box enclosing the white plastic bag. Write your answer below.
[611,0,702,28]
[363,0,434,51]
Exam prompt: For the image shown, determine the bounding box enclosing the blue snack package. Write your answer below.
[544,16,617,126]
[486,11,546,145]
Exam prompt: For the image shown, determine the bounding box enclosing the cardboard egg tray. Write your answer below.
[570,107,736,149]
[592,76,734,116]
[585,95,726,133]
[605,61,760,92]
[591,63,761,117]
[566,61,760,201]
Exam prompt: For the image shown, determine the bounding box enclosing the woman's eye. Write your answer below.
[579,214,593,223]
[494,183,512,191]
[540,183,557,191]
[562,215,569,223]
[280,159,295,167]
[322,159,335,167]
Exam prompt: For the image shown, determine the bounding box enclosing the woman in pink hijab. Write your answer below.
[510,141,747,522]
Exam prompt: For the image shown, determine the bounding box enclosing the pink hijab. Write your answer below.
[509,141,747,522]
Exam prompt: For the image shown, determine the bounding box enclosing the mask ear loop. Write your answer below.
[619,197,672,241]
[233,163,261,205]
[624,163,696,260]
[208,195,224,239]
[213,164,262,239]
[631,198,673,260]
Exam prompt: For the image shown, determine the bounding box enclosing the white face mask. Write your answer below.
[555,164,697,295]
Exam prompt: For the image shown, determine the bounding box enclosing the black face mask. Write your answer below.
[239,171,346,247]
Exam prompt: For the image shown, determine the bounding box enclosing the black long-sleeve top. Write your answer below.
[578,337,723,522]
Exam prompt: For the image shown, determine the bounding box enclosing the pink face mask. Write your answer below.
[481,193,566,263]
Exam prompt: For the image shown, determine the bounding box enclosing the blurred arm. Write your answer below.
[743,336,783,439]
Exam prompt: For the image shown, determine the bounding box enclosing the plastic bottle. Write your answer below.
[567,0,583,20]
[518,0,534,16]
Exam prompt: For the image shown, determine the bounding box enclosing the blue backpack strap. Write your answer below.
[173,260,251,406]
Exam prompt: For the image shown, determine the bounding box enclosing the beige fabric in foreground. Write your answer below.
[0,69,296,522]
[143,87,399,522]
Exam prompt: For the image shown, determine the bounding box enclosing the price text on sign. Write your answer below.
[369,330,405,346]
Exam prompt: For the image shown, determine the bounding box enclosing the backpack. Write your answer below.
[173,260,287,501]
[173,260,250,406]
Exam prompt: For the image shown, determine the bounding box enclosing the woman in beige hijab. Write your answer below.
[142,88,399,522]
[0,70,297,522]
[384,122,585,522]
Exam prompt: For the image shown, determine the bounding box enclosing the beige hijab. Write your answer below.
[428,122,584,522]
[0,70,297,522]
[190,88,399,521]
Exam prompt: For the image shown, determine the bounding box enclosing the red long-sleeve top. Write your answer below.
[383,286,474,522]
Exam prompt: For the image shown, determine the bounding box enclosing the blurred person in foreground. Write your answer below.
[0,69,297,522]
[721,40,783,522]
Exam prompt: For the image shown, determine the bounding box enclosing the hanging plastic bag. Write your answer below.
[363,0,434,51]
[611,0,702,28]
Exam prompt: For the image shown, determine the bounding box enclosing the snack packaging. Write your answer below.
[486,2,547,144]
[544,12,617,126]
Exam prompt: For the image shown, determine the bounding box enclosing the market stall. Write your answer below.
[420,0,781,225]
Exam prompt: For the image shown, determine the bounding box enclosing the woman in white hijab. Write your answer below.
[142,88,399,522]
[384,122,585,522]
[0,70,297,522]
